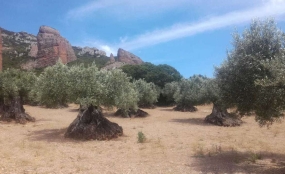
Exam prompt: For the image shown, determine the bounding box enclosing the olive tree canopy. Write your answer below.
[0,69,36,123]
[216,19,285,125]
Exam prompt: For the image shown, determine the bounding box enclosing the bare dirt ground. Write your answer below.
[0,104,285,174]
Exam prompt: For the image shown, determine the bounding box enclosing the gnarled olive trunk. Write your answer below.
[0,97,35,124]
[204,104,242,127]
[65,105,123,140]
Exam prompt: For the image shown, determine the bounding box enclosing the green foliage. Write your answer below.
[121,62,182,106]
[162,81,180,103]
[121,62,182,88]
[0,69,36,104]
[133,79,159,108]
[102,69,139,113]
[137,131,146,143]
[69,47,110,69]
[2,55,34,70]
[67,63,139,113]
[67,55,110,69]
[1,29,36,70]
[34,62,139,111]
[175,75,209,107]
[34,62,70,108]
[163,75,209,107]
[67,63,102,107]
[216,19,285,125]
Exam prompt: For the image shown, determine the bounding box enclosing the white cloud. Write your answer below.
[99,45,116,56]
[116,0,285,50]
[74,0,285,55]
[66,0,260,20]
[67,0,190,19]
[75,39,117,55]
[66,0,121,19]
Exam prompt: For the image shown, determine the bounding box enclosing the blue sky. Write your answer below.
[1,0,285,78]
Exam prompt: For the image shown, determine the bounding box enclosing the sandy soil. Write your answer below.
[0,104,285,174]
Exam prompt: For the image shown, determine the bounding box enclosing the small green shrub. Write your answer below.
[192,143,205,157]
[248,152,262,163]
[207,144,222,157]
[137,131,146,143]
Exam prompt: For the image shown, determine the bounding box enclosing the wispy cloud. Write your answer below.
[76,0,285,54]
[67,0,265,20]
[117,0,285,50]
[66,0,191,19]
[77,39,116,56]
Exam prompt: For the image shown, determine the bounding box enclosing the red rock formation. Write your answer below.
[35,26,76,68]
[0,29,2,71]
[117,48,143,65]
[103,48,144,70]
[108,53,115,64]
[28,43,38,57]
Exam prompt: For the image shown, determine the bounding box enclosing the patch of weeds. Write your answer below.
[137,131,146,143]
[207,144,222,157]
[192,143,205,157]
[248,152,262,163]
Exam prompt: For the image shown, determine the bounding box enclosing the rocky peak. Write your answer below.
[0,27,37,70]
[108,53,115,64]
[103,48,143,70]
[74,46,106,57]
[117,48,143,65]
[35,26,77,68]
[39,26,60,36]
[1,27,37,52]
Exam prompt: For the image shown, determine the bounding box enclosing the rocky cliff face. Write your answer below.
[35,26,77,68]
[0,28,37,57]
[108,53,115,64]
[0,27,37,69]
[117,48,143,65]
[1,26,144,71]
[74,46,106,57]
[103,48,143,70]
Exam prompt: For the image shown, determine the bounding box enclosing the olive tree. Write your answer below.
[216,19,285,126]
[0,69,36,123]
[67,63,103,107]
[203,78,242,126]
[65,64,138,140]
[34,62,70,108]
[100,69,139,114]
[133,79,159,108]
[67,63,138,113]
[162,81,179,105]
[163,75,208,112]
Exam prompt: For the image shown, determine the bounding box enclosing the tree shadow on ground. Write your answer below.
[68,108,79,112]
[28,128,80,143]
[35,118,53,122]
[191,150,285,174]
[160,108,174,112]
[103,112,117,117]
[28,127,126,143]
[170,118,213,126]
